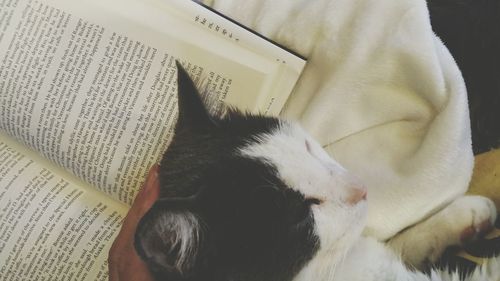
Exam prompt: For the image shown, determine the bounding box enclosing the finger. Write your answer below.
[130,164,160,216]
[109,165,160,280]
[132,164,160,205]
[121,165,160,231]
[108,264,119,281]
[113,165,160,249]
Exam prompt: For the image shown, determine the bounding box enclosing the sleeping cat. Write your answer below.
[135,63,500,281]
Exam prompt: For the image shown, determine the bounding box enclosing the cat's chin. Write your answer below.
[338,199,368,250]
[310,198,368,258]
[356,198,368,211]
[348,199,368,236]
[293,201,368,281]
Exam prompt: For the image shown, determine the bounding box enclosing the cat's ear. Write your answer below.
[135,203,206,278]
[175,61,215,132]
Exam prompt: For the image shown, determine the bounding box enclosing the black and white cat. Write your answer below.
[135,64,500,281]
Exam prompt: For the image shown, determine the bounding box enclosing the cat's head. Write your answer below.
[135,63,368,281]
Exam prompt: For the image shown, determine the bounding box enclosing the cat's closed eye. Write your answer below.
[305,197,323,206]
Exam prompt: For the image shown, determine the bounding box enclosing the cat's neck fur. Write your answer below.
[297,236,500,281]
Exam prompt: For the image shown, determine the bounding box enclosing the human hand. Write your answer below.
[109,165,160,281]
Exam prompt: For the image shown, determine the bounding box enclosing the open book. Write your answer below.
[0,0,305,279]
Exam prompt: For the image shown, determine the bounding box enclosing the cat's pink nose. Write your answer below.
[347,186,367,205]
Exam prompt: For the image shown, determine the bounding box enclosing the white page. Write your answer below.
[0,132,128,281]
[0,0,303,204]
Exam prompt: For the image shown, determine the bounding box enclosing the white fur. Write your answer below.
[240,123,499,281]
[165,213,201,274]
[239,122,367,207]
[388,196,497,269]
[145,212,202,275]
[330,238,500,281]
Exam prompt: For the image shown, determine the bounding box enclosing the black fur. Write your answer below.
[135,63,319,281]
[427,0,500,153]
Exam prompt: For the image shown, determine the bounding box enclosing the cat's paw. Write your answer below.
[387,195,497,269]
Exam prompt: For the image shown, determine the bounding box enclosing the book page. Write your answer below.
[131,0,307,114]
[0,0,303,204]
[0,132,128,281]
[151,0,307,114]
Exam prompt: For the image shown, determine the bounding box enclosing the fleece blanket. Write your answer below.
[201,0,474,240]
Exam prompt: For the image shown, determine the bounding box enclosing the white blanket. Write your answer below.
[203,0,473,240]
